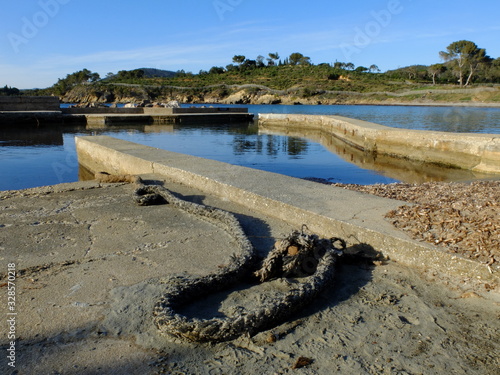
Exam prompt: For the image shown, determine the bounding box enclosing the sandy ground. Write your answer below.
[1,179,499,374]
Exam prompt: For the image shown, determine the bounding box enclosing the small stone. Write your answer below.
[267,333,277,343]
[460,291,481,299]
[287,245,299,256]
[292,356,313,369]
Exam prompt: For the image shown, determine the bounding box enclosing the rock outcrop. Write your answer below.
[60,83,500,107]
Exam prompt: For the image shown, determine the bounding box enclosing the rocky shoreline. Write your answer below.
[60,84,500,107]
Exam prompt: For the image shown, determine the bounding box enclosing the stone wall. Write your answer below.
[0,96,60,111]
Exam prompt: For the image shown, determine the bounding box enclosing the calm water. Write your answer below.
[199,104,500,133]
[1,104,499,191]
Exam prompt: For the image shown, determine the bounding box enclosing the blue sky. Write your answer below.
[1,0,499,89]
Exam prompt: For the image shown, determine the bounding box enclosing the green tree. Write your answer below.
[116,69,144,80]
[428,64,446,85]
[333,61,346,69]
[439,40,487,86]
[0,85,20,96]
[344,62,355,71]
[288,52,311,66]
[209,66,225,74]
[465,48,490,86]
[240,59,257,70]
[232,55,246,65]
[355,66,369,73]
[405,65,418,80]
[483,58,500,82]
[225,64,238,72]
[51,68,100,95]
[267,52,280,66]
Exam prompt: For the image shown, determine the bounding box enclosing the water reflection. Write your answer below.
[259,125,494,184]
[424,107,490,133]
[2,103,500,191]
[0,127,63,146]
[190,103,500,134]
[232,134,309,159]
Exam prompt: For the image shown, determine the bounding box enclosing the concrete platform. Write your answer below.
[70,112,254,125]
[62,106,254,125]
[0,107,253,126]
[3,176,499,374]
[75,135,498,287]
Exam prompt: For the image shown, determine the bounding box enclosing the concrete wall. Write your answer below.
[75,135,498,287]
[259,114,500,174]
[62,107,143,115]
[142,108,249,115]
[0,96,60,111]
[62,107,249,115]
[170,107,249,114]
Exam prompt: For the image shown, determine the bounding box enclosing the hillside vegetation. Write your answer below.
[17,40,500,105]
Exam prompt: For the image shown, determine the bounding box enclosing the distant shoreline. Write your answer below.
[56,81,500,109]
[61,100,500,109]
[311,101,500,108]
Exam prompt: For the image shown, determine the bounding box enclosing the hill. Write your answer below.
[55,62,500,105]
[23,42,500,105]
[136,68,177,78]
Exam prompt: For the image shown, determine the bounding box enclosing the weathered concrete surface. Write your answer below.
[78,112,254,125]
[61,107,249,115]
[1,105,253,126]
[2,180,499,374]
[76,135,499,288]
[61,107,143,115]
[0,95,61,125]
[0,180,294,374]
[259,113,500,174]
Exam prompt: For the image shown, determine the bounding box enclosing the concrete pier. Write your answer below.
[0,96,62,125]
[259,114,500,174]
[62,107,254,125]
[75,135,498,287]
[0,96,60,111]
[0,106,254,126]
